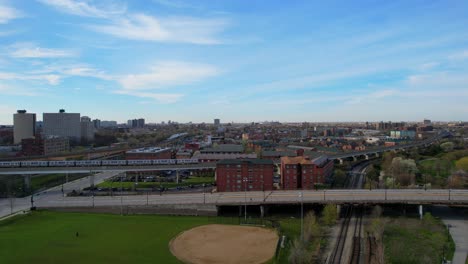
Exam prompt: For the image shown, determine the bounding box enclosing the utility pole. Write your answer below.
[299,192,304,242]
[243,177,248,222]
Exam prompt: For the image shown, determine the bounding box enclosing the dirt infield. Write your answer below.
[169,224,279,264]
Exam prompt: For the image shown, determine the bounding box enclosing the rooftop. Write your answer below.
[126,147,171,154]
[201,144,244,153]
[217,159,274,165]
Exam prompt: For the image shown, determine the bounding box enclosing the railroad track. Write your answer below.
[328,162,369,264]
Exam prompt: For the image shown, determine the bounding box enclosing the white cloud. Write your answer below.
[37,0,126,18]
[90,14,227,44]
[448,50,468,60]
[119,61,219,90]
[0,5,22,24]
[0,71,61,85]
[10,46,76,58]
[115,90,183,103]
[0,84,39,96]
[152,0,198,9]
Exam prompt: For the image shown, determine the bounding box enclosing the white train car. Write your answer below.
[102,160,127,166]
[21,161,49,167]
[153,159,171,165]
[49,161,76,167]
[176,159,199,164]
[75,160,102,166]
[0,161,21,167]
[127,160,152,166]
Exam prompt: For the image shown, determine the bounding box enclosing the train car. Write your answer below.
[176,159,199,164]
[49,161,76,167]
[153,159,171,165]
[127,160,152,166]
[75,160,102,166]
[102,160,127,166]
[0,161,21,168]
[21,161,49,167]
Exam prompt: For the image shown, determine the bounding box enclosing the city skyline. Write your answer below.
[1,0,468,124]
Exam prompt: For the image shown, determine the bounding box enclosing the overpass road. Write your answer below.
[26,189,468,208]
[0,163,216,175]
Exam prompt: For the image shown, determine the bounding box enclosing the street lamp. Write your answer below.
[299,191,304,242]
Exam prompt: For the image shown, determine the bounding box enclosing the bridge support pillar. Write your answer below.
[89,172,95,189]
[23,175,31,192]
[375,153,379,158]
[418,205,423,220]
[336,204,341,216]
[65,173,69,183]
[364,154,369,160]
[352,156,357,161]
[338,158,343,165]
[260,205,269,218]
[176,170,179,184]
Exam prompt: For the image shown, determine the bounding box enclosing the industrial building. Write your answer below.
[21,135,69,156]
[43,109,81,142]
[13,110,36,144]
[80,116,95,143]
[125,147,172,160]
[216,159,274,192]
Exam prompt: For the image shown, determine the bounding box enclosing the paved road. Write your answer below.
[0,163,216,175]
[432,206,468,264]
[0,171,120,218]
[26,189,468,208]
[3,188,467,218]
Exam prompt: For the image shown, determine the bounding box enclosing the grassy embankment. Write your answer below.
[384,214,455,264]
[96,176,214,189]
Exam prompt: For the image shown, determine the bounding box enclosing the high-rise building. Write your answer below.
[214,118,220,126]
[101,121,117,128]
[43,109,81,142]
[128,118,146,128]
[137,118,145,128]
[13,110,36,144]
[92,119,101,129]
[81,116,95,142]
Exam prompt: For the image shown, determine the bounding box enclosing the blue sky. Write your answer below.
[1,0,468,124]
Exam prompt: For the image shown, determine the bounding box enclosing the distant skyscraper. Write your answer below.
[137,118,145,128]
[101,120,117,128]
[81,116,94,142]
[92,119,101,129]
[43,109,81,142]
[214,118,220,126]
[13,110,36,144]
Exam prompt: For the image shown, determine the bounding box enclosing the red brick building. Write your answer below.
[21,135,69,156]
[280,156,333,190]
[125,147,172,160]
[216,159,274,192]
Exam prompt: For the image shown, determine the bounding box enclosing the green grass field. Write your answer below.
[384,216,455,264]
[0,211,218,264]
[97,176,214,189]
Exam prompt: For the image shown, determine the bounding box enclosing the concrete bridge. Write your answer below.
[328,131,449,164]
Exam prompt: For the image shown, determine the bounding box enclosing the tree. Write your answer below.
[288,238,313,264]
[455,157,468,171]
[389,157,418,186]
[333,169,346,187]
[440,142,455,152]
[321,204,337,226]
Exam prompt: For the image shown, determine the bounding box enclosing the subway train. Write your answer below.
[0,159,199,168]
